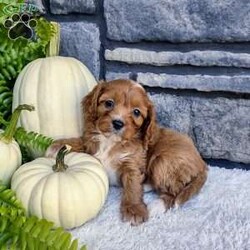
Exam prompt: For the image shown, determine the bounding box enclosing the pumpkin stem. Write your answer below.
[52,145,72,172]
[0,104,35,144]
[46,21,60,57]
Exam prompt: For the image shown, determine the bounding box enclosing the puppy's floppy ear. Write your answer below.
[141,100,157,150]
[82,81,105,124]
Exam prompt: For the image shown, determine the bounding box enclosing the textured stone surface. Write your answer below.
[149,92,250,164]
[137,73,250,94]
[52,0,250,165]
[105,71,131,81]
[105,71,250,94]
[191,97,250,164]
[50,0,96,14]
[105,48,250,68]
[104,71,250,163]
[27,0,45,14]
[104,0,250,42]
[149,93,192,135]
[60,22,100,79]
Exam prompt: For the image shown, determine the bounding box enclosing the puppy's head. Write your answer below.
[82,79,156,145]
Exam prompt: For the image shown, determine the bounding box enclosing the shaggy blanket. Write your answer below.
[70,166,250,250]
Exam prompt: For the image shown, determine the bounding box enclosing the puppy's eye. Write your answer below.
[105,99,114,109]
[133,108,141,117]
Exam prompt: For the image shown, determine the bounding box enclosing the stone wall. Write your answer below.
[38,0,250,165]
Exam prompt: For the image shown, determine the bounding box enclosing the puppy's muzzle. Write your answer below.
[112,119,124,131]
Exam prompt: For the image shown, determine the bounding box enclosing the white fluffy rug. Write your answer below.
[70,166,250,250]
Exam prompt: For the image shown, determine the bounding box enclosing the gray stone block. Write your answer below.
[51,0,96,14]
[137,73,250,94]
[104,71,250,163]
[104,0,250,42]
[149,93,192,135]
[59,22,100,79]
[105,71,131,81]
[105,48,250,68]
[191,97,250,164]
[149,92,250,164]
[27,0,45,14]
[106,71,250,94]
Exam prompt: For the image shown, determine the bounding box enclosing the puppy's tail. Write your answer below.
[174,168,208,206]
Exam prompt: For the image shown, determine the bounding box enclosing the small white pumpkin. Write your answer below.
[0,104,34,186]
[12,22,97,157]
[11,145,109,229]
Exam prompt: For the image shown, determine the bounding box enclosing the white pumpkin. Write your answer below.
[11,145,109,229]
[0,131,21,186]
[0,104,34,186]
[12,56,97,156]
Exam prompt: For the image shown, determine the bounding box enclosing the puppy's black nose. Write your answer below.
[112,119,124,130]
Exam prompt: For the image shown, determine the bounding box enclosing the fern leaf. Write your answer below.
[16,216,84,249]
[0,184,25,218]
[14,127,54,159]
[0,13,57,124]
[69,240,79,250]
[0,184,86,249]
[35,17,56,48]
[19,144,33,163]
[0,85,12,122]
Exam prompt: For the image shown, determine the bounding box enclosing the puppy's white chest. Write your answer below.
[94,135,120,186]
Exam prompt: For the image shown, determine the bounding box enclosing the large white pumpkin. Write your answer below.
[12,56,97,156]
[11,146,109,229]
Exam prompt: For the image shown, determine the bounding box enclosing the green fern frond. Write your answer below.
[0,41,42,84]
[0,184,25,218]
[35,17,56,50]
[19,144,33,163]
[0,12,57,123]
[0,8,87,249]
[0,85,12,122]
[0,184,86,249]
[0,215,84,249]
[15,127,54,158]
[0,115,9,127]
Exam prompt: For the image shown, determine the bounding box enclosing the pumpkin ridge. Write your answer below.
[68,161,103,170]
[42,173,61,227]
[70,163,108,177]
[0,144,11,182]
[36,59,43,133]
[61,171,88,227]
[36,58,53,136]
[74,169,108,207]
[65,152,101,165]
[29,174,50,218]
[67,170,104,223]
[68,62,81,135]
[11,164,52,204]
[19,61,41,130]
[7,143,21,179]
[57,173,64,228]
[15,163,53,176]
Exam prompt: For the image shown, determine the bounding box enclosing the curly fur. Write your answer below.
[47,79,208,226]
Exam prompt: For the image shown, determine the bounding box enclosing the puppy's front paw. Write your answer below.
[121,203,148,226]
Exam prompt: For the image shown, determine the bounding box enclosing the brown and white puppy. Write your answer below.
[48,79,208,225]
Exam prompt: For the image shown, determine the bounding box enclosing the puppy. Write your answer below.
[48,79,208,225]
